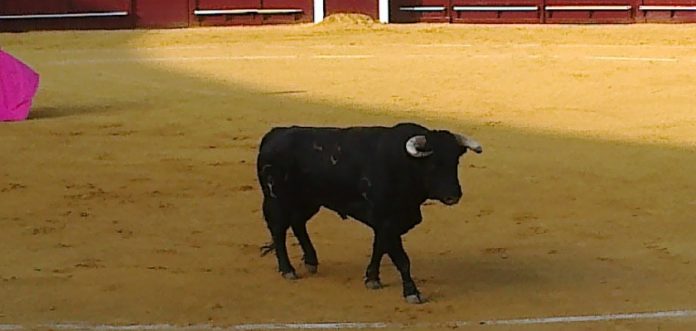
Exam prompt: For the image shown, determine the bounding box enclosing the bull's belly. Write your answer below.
[321,199,373,225]
[294,177,373,224]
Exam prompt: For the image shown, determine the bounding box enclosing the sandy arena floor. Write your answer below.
[1,21,696,330]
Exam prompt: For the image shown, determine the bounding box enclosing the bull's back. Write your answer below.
[257,126,386,199]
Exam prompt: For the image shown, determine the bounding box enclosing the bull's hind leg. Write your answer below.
[289,205,320,274]
[262,198,297,280]
[290,229,316,274]
[364,234,385,290]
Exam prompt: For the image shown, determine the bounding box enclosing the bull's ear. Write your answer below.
[455,134,483,154]
[405,135,433,158]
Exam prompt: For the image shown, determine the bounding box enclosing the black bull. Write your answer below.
[256,122,482,304]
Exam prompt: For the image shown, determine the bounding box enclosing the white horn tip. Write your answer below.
[471,143,483,154]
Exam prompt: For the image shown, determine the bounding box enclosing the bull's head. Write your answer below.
[405,131,482,206]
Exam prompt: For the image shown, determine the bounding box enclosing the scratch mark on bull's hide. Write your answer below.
[260,164,272,174]
[330,155,338,165]
[267,183,277,198]
[312,142,323,151]
[360,177,372,201]
[266,177,277,198]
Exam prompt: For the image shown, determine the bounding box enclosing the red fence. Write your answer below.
[389,0,696,22]
[191,0,312,26]
[451,0,543,23]
[1,0,696,31]
[325,0,379,18]
[390,0,451,23]
[136,0,190,28]
[544,0,635,23]
[0,0,134,31]
[0,0,311,31]
[636,0,696,22]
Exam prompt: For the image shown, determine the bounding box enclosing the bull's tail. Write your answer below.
[260,241,275,257]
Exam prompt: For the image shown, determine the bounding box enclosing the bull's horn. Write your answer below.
[455,134,483,153]
[406,135,433,158]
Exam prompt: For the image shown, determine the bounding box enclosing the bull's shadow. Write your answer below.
[28,104,126,119]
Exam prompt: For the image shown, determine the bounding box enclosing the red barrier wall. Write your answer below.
[390,0,451,23]
[388,0,644,22]
[190,0,312,26]
[0,0,310,31]
[0,0,133,31]
[2,0,696,30]
[325,0,379,18]
[636,0,696,22]
[543,0,636,23]
[450,0,543,23]
[135,0,190,28]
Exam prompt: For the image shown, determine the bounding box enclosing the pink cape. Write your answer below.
[0,50,40,121]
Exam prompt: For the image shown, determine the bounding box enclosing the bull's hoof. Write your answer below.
[364,279,383,290]
[405,294,426,304]
[305,264,318,274]
[282,271,298,280]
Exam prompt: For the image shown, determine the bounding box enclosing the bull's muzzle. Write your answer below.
[455,134,483,154]
[441,196,461,206]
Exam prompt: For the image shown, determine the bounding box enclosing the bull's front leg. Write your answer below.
[385,234,424,304]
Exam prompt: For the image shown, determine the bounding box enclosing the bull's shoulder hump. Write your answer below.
[260,123,430,145]
[392,122,429,132]
[264,123,427,133]
[259,127,302,151]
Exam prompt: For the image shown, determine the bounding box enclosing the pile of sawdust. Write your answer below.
[316,13,379,29]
